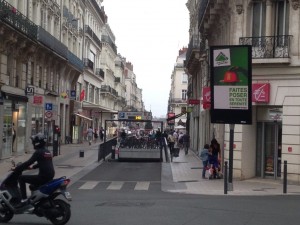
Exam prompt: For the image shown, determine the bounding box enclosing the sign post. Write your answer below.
[210,45,252,191]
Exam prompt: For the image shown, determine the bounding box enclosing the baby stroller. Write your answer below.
[208,157,223,179]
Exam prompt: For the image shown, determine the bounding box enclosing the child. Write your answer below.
[199,144,210,179]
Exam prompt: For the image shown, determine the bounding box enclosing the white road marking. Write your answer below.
[107,181,124,190]
[79,181,99,189]
[134,181,150,191]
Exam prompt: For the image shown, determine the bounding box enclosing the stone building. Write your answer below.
[185,0,300,183]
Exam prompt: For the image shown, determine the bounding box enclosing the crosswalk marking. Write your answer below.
[134,181,150,191]
[107,181,124,190]
[79,181,99,189]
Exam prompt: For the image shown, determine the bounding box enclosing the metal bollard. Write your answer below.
[79,150,84,157]
[283,160,287,194]
[224,161,228,194]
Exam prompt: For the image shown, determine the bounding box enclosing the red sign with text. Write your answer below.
[252,83,270,103]
[33,96,43,105]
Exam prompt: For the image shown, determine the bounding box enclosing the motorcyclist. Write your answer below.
[13,133,55,207]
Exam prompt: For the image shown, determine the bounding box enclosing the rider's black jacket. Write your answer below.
[15,147,55,179]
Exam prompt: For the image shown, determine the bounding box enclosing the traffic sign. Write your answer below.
[45,103,53,111]
[45,111,53,118]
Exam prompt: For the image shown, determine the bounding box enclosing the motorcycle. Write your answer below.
[0,161,72,225]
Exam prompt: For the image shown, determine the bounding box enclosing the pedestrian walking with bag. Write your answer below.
[199,144,210,179]
[167,131,175,161]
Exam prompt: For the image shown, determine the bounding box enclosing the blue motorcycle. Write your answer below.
[0,161,72,225]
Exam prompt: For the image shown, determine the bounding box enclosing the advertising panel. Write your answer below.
[210,45,252,124]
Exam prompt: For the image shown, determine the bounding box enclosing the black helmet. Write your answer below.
[31,133,46,149]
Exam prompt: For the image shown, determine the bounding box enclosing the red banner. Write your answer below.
[202,87,211,109]
[80,90,85,102]
[252,83,270,103]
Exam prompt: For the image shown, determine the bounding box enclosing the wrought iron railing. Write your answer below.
[84,25,101,47]
[186,34,201,64]
[96,68,105,79]
[198,0,209,26]
[170,98,187,104]
[37,26,68,58]
[239,35,292,58]
[101,85,111,93]
[83,58,94,70]
[0,0,37,40]
[67,50,83,72]
[102,35,117,54]
[91,0,107,23]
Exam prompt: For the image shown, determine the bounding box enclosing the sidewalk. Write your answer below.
[163,149,300,196]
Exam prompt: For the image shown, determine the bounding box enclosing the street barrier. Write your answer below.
[98,137,118,162]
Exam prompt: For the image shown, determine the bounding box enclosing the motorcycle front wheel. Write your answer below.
[48,199,71,225]
[0,204,14,223]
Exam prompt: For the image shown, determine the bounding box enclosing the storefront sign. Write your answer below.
[25,86,35,96]
[33,95,43,105]
[210,45,252,124]
[252,83,270,103]
[187,99,200,105]
[167,112,175,125]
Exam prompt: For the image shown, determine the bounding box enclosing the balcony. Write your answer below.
[185,34,201,75]
[100,85,111,93]
[102,35,117,54]
[96,68,105,79]
[37,26,68,59]
[198,0,224,32]
[239,35,292,61]
[84,25,101,47]
[0,0,37,40]
[90,0,107,23]
[170,98,187,104]
[67,50,83,72]
[83,58,94,70]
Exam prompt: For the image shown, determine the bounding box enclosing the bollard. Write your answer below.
[224,161,228,194]
[283,160,287,194]
[79,150,84,157]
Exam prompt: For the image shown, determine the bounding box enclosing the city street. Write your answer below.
[7,159,300,225]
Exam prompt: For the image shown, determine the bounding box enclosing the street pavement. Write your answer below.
[0,141,300,196]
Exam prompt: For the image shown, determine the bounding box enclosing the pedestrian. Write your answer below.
[87,126,93,145]
[12,123,16,147]
[167,131,175,161]
[100,127,104,141]
[182,132,190,155]
[94,128,98,143]
[162,130,168,151]
[199,144,210,178]
[209,138,222,179]
[178,132,184,151]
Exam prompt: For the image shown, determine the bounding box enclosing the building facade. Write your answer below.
[168,48,188,129]
[0,0,146,159]
[185,0,300,183]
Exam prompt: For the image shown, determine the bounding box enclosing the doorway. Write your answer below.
[256,122,282,179]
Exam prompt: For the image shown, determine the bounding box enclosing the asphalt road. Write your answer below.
[9,161,300,225]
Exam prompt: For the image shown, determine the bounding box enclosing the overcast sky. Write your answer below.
[102,0,189,117]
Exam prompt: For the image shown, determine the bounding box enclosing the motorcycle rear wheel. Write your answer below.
[0,205,14,223]
[48,199,71,225]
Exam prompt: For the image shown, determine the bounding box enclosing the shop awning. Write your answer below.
[82,102,118,113]
[1,85,28,102]
[74,113,92,121]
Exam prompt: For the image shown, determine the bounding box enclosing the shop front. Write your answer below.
[0,86,28,159]
[256,107,282,179]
